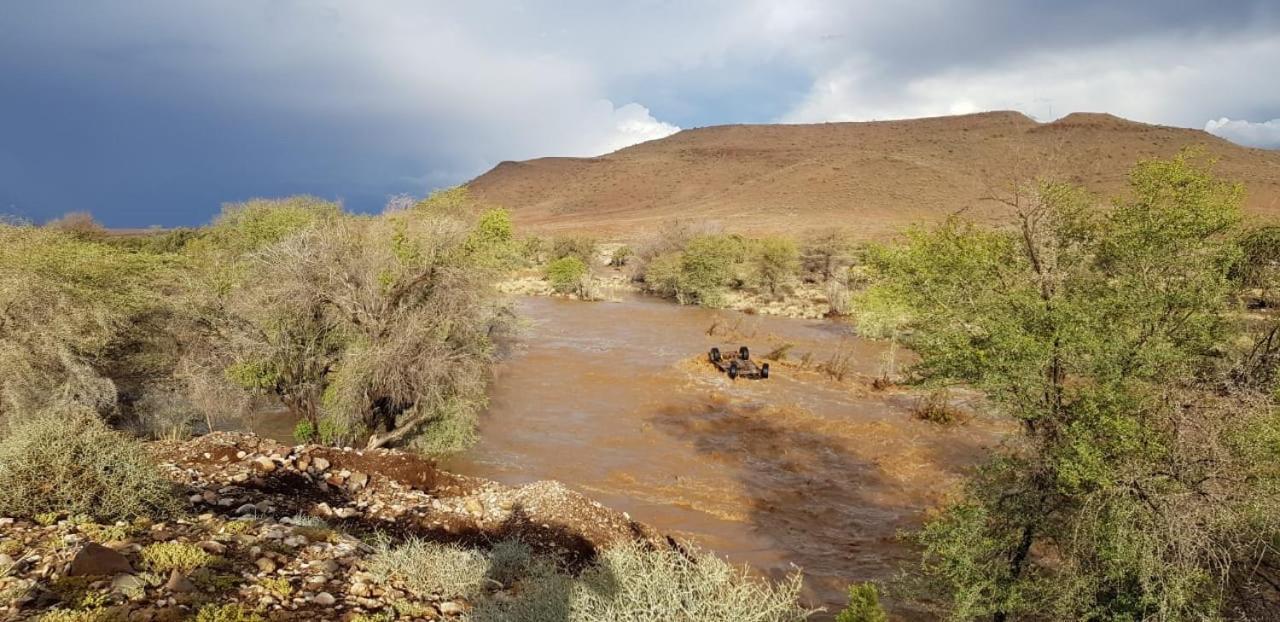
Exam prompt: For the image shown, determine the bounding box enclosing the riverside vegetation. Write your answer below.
[0,189,816,620]
[3,151,1280,620]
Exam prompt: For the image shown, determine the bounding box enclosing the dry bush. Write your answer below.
[568,542,812,622]
[911,390,967,425]
[0,408,181,522]
[825,277,853,316]
[820,339,857,382]
[551,235,598,265]
[631,219,723,278]
[472,542,812,622]
[45,211,106,239]
[750,237,800,299]
[185,203,508,453]
[0,223,172,419]
[369,537,490,598]
[801,229,853,283]
[764,343,794,361]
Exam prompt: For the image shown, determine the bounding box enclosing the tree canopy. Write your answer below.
[863,151,1280,620]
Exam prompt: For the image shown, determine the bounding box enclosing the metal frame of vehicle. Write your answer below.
[708,346,770,380]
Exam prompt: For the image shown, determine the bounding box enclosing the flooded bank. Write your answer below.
[248,293,1008,615]
[451,295,1007,614]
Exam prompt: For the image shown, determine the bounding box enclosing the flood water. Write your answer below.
[450,295,1007,615]
[248,293,1008,615]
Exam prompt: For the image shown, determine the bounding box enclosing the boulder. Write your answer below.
[68,542,133,576]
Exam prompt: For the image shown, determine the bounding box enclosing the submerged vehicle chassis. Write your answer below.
[709,346,769,380]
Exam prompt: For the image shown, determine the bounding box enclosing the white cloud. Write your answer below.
[1205,118,1280,149]
[591,102,682,155]
[781,32,1280,132]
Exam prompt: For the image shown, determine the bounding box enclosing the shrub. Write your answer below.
[641,251,685,300]
[0,224,173,418]
[191,207,506,453]
[192,604,265,622]
[259,576,293,598]
[609,245,634,267]
[464,208,517,269]
[518,236,550,264]
[368,537,489,598]
[545,256,591,296]
[44,211,106,240]
[801,229,853,282]
[568,542,811,622]
[642,235,743,307]
[38,608,126,622]
[486,539,537,587]
[470,543,812,622]
[139,541,215,573]
[912,390,966,425]
[835,583,887,622]
[0,410,181,522]
[751,237,800,298]
[551,235,598,265]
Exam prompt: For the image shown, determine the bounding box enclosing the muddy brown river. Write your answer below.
[250,294,1008,616]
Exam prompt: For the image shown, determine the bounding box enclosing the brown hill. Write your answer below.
[467,111,1280,240]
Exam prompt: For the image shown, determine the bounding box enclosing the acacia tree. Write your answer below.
[189,192,512,453]
[0,223,174,420]
[864,152,1280,619]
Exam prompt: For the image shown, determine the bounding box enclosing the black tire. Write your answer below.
[761,363,770,379]
[728,361,739,380]
[739,346,750,360]
[709,347,721,363]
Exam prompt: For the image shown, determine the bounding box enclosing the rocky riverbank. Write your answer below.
[0,432,664,621]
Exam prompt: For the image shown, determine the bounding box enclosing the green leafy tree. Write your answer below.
[864,152,1280,620]
[545,256,590,296]
[643,234,744,306]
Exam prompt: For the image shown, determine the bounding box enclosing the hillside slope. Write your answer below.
[467,111,1280,239]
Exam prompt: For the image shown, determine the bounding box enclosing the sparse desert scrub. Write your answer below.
[750,236,800,299]
[368,537,491,598]
[819,339,858,382]
[910,389,967,425]
[551,235,599,265]
[0,222,176,419]
[472,542,812,622]
[609,244,634,267]
[139,541,216,573]
[800,228,854,283]
[0,409,181,522]
[566,542,811,622]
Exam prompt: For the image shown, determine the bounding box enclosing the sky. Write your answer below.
[2,1,1278,227]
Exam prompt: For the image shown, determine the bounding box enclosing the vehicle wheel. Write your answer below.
[761,363,770,379]
[739,346,750,360]
[728,361,739,380]
[709,347,721,363]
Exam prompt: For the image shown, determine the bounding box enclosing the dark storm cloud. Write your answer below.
[0,1,1276,226]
